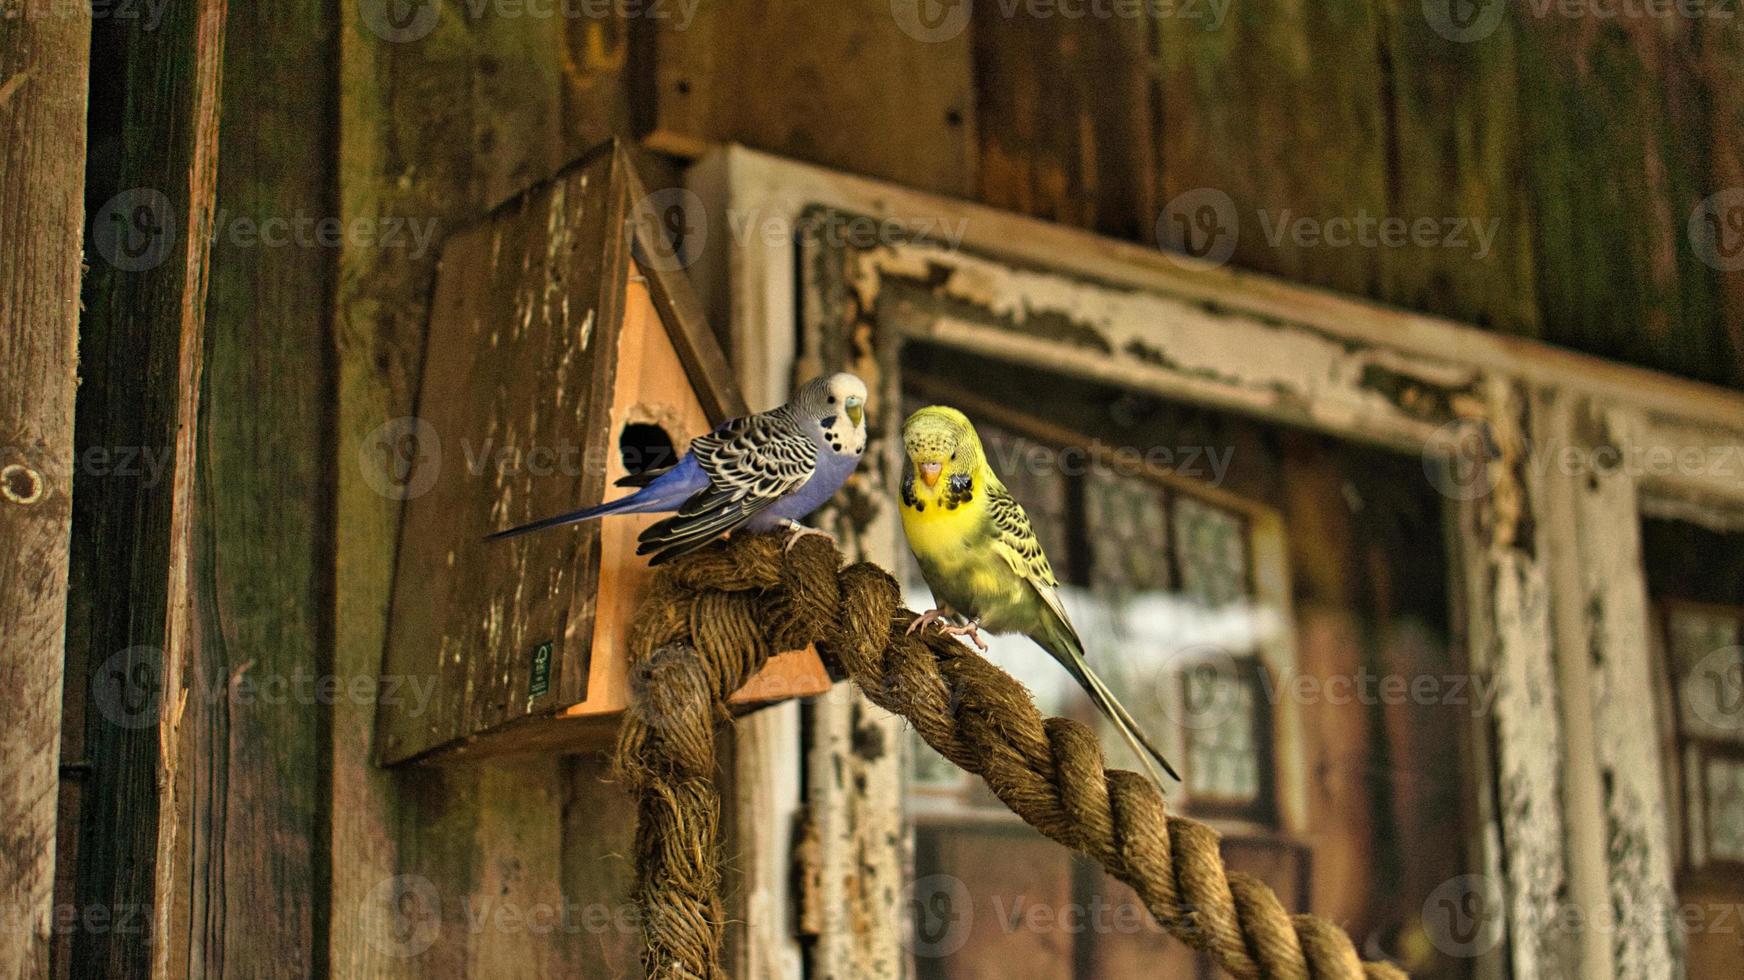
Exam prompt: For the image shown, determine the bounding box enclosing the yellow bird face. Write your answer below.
[901,406,983,512]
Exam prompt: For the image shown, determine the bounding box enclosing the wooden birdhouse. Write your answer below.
[375,141,832,766]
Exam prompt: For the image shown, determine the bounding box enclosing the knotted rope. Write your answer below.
[611,534,1408,980]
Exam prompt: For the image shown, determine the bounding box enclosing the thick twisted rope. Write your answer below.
[612,534,1409,980]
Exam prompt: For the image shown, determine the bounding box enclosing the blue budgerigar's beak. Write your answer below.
[846,398,864,426]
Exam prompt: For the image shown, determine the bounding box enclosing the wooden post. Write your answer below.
[62,5,226,978]
[0,8,90,980]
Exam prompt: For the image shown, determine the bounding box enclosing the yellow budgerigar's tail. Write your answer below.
[1033,611,1181,790]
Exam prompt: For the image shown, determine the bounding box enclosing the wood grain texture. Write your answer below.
[971,7,1155,240]
[643,0,976,197]
[1698,10,1744,382]
[333,5,581,975]
[1153,1,1392,297]
[170,1,336,975]
[376,149,625,765]
[60,3,226,978]
[1469,379,1575,980]
[1380,7,1539,336]
[0,8,89,980]
[1513,10,1733,388]
[1544,398,1681,980]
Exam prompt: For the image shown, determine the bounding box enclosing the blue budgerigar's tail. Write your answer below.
[485,493,648,542]
[486,455,706,542]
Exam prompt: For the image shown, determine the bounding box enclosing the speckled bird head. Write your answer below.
[901,406,989,507]
[795,372,868,456]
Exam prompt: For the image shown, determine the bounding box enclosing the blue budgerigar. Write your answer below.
[488,372,869,564]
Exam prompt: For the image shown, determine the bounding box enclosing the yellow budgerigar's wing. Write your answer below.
[984,482,1075,625]
[985,476,1183,788]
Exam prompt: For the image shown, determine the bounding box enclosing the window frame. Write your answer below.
[692,145,1744,980]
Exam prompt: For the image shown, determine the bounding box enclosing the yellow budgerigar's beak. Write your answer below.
[918,461,942,487]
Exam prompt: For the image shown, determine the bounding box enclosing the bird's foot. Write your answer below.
[940,620,989,652]
[906,608,949,636]
[782,521,835,553]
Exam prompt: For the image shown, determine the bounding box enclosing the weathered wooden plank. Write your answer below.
[558,754,641,977]
[60,4,226,978]
[847,237,1473,452]
[0,7,89,980]
[971,9,1155,240]
[1380,5,1540,336]
[166,1,337,974]
[1466,379,1575,980]
[333,5,568,975]
[1698,12,1744,387]
[643,0,975,197]
[1153,2,1392,296]
[376,149,627,765]
[1545,399,1680,980]
[1513,10,1733,387]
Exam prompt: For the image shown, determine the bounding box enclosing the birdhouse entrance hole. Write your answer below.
[619,422,677,476]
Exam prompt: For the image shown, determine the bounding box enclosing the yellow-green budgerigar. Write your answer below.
[898,406,1180,790]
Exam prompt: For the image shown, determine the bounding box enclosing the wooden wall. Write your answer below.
[643,0,1744,390]
[2,6,89,980]
[48,2,1741,979]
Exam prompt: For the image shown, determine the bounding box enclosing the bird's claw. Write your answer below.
[907,608,947,636]
[783,522,835,553]
[940,621,989,652]
[906,611,988,652]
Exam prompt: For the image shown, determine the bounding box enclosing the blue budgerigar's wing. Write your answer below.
[636,407,818,564]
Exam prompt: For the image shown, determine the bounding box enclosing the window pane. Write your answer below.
[1668,605,1744,743]
[1086,469,1170,597]
[1180,657,1263,804]
[1705,755,1744,862]
[1171,494,1248,607]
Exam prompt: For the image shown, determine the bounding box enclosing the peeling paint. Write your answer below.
[853,240,1469,447]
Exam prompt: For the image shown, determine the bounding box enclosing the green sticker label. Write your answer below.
[529,641,552,699]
